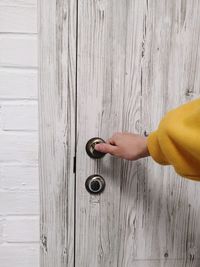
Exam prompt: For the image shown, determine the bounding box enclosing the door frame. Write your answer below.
[38,0,77,266]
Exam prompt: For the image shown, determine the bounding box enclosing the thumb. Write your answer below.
[95,143,117,155]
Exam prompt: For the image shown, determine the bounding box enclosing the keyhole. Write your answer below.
[85,175,105,194]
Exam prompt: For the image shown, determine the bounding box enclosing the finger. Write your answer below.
[107,132,121,144]
[106,138,116,145]
[94,143,118,155]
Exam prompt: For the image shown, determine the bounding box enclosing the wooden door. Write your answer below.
[39,0,200,266]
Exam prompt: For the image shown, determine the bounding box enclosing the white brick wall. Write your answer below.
[0,1,39,266]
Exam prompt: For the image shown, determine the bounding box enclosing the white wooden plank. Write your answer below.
[39,0,76,266]
[1,165,39,190]
[1,103,38,130]
[0,191,39,215]
[0,35,37,67]
[0,244,39,267]
[0,6,37,33]
[0,133,38,163]
[4,216,39,242]
[0,69,37,99]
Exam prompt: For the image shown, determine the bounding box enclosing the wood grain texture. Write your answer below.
[141,0,200,262]
[38,0,76,266]
[39,0,200,266]
[76,0,145,266]
[76,0,200,266]
[130,259,200,267]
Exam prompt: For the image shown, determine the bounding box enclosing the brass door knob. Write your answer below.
[85,137,106,159]
[85,175,105,194]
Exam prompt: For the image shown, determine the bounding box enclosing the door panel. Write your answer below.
[76,0,147,265]
[76,0,200,266]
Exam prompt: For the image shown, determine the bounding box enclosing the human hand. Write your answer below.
[94,132,150,160]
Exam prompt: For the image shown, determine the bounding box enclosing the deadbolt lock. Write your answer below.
[85,175,105,194]
[85,137,106,159]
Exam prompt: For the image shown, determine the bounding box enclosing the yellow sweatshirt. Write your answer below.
[147,98,200,181]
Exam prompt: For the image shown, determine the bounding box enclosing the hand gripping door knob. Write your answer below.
[85,137,106,159]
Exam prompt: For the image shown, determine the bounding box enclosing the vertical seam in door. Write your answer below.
[74,0,79,266]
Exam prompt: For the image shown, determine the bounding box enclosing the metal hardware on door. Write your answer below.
[85,137,106,159]
[85,175,105,194]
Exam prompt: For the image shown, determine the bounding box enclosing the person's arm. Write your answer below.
[95,98,200,181]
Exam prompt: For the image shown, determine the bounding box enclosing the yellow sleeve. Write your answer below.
[147,98,200,181]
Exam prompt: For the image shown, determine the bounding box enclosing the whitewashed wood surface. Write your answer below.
[39,0,76,266]
[39,0,200,266]
[76,0,200,266]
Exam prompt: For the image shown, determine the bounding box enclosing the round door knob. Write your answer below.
[85,175,105,194]
[85,137,106,159]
